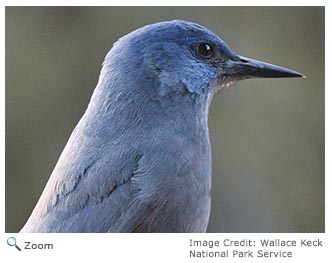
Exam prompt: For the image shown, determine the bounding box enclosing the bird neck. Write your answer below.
[81,77,212,141]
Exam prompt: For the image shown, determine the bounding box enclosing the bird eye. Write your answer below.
[196,42,214,58]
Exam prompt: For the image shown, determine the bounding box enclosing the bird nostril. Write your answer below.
[240,58,248,63]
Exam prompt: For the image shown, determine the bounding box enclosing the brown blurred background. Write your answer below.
[5,7,324,233]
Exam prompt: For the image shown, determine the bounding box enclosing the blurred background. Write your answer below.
[6,7,324,233]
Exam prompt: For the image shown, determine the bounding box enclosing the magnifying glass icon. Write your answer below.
[7,237,21,251]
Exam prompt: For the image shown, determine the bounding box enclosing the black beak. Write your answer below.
[225,56,304,79]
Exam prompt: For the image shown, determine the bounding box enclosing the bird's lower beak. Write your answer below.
[224,56,304,79]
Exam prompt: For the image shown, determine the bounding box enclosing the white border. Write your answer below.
[1,2,330,263]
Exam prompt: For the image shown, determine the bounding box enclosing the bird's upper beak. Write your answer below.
[222,55,304,79]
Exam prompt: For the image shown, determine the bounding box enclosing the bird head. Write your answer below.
[101,20,303,104]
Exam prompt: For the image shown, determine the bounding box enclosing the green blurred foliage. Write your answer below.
[6,7,324,232]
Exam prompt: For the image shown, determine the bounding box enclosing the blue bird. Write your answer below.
[20,20,303,233]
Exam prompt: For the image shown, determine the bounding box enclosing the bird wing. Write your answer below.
[20,135,152,233]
